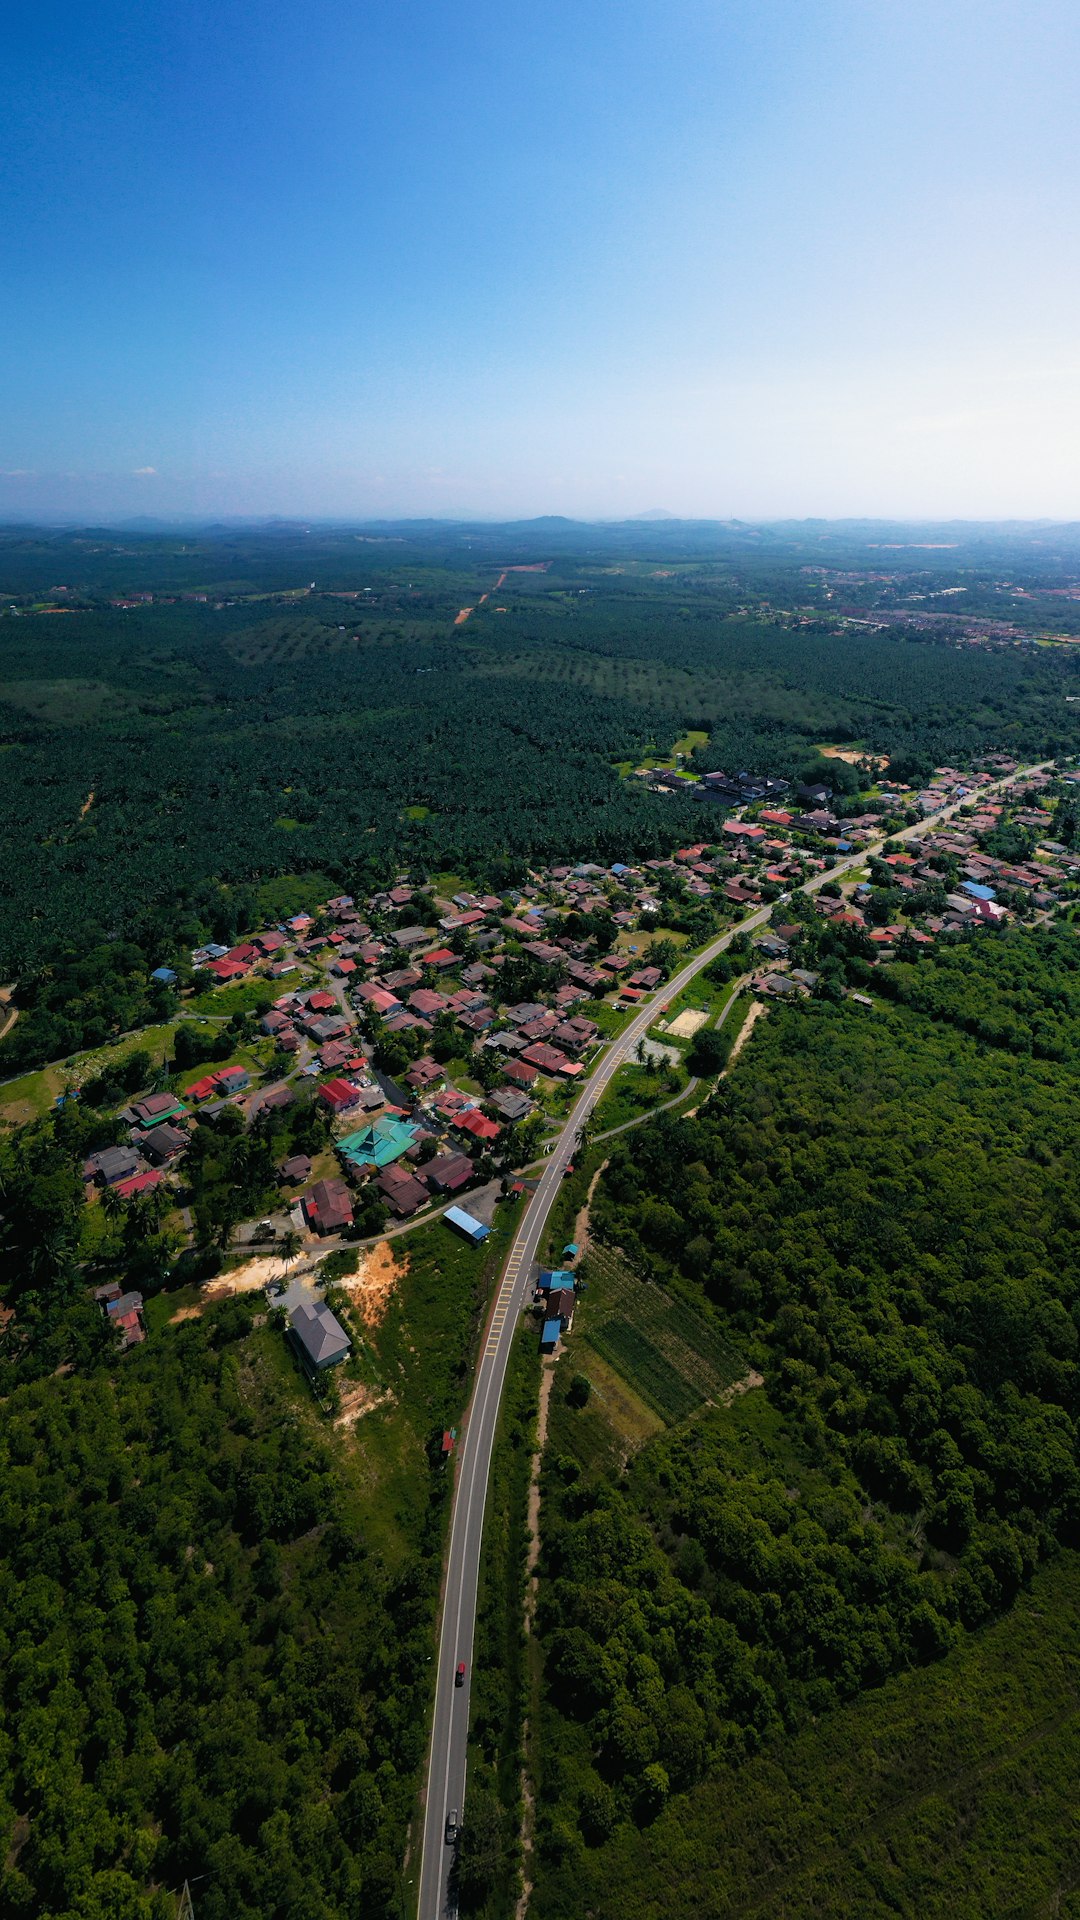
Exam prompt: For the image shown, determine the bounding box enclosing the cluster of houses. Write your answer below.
[73,751,1080,1276]
[82,1089,193,1201]
[747,765,1078,990]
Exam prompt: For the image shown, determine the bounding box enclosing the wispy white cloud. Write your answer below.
[132,465,157,475]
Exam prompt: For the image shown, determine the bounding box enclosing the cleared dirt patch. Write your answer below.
[819,744,890,769]
[667,1006,709,1038]
[727,997,766,1066]
[339,1239,408,1329]
[573,1157,609,1256]
[453,606,474,626]
[203,1254,289,1299]
[334,1380,394,1429]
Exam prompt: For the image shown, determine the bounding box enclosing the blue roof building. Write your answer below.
[338,1116,419,1171]
[151,966,178,985]
[962,881,996,902]
[444,1206,490,1246]
[540,1319,561,1352]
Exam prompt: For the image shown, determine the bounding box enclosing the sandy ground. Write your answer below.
[169,1247,315,1319]
[170,1239,408,1333]
[338,1239,408,1329]
[667,1006,709,1038]
[203,1253,291,1298]
[820,745,890,769]
[728,998,766,1065]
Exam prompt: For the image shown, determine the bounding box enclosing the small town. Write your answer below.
[6,749,1078,1383]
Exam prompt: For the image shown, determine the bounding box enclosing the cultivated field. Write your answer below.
[578,1241,746,1422]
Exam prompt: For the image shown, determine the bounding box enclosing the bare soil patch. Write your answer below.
[728,998,767,1066]
[667,1006,709,1038]
[334,1380,394,1429]
[820,744,890,769]
[339,1239,408,1329]
[203,1254,288,1299]
[573,1156,609,1255]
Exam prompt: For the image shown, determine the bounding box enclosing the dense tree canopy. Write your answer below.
[530,942,1080,1907]
[0,1305,436,1920]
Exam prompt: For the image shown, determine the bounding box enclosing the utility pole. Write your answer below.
[176,1884,195,1920]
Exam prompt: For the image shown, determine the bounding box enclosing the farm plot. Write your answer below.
[578,1241,746,1424]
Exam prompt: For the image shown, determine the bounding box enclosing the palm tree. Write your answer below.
[278,1228,303,1278]
[99,1183,124,1223]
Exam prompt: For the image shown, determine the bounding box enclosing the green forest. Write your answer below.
[3,523,1079,992]
[0,1131,521,1918]
[527,933,1080,1917]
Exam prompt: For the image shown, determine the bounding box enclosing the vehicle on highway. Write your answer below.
[455,1661,466,1686]
[445,1809,459,1846]
[563,1163,574,1178]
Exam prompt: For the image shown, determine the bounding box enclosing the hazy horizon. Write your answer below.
[5,1,1079,523]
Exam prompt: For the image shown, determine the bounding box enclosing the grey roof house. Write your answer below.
[288,1301,352,1380]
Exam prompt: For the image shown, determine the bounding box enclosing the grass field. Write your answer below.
[576,1243,746,1423]
[0,1021,179,1126]
[185,978,279,1016]
[595,1062,684,1132]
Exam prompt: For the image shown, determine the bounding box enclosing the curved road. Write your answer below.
[415,759,1053,1919]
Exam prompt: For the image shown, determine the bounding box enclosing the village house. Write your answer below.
[304,1178,353,1235]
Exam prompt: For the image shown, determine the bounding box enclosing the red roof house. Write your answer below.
[304,1178,353,1234]
[319,1078,363,1114]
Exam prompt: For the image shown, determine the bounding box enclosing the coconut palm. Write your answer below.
[278,1227,303,1277]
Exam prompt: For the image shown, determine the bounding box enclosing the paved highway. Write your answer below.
[415,758,1052,1918]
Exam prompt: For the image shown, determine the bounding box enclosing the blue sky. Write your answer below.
[3,0,1079,520]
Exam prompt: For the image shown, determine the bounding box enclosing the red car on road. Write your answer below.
[455,1661,466,1687]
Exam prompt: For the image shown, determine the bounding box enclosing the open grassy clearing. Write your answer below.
[595,1061,685,1132]
[613,923,690,957]
[553,1344,664,1477]
[651,974,737,1042]
[0,1021,179,1126]
[185,978,280,1016]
